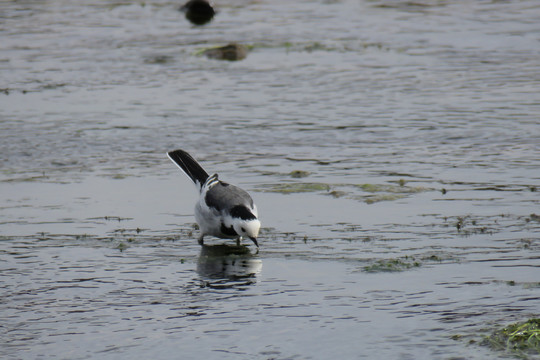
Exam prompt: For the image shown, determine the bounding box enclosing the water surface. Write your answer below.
[1,0,539,359]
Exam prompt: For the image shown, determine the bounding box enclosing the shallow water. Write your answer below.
[1,0,540,359]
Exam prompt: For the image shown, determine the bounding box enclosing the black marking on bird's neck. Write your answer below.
[220,223,238,237]
[230,205,257,220]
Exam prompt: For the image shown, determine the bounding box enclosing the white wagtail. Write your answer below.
[167,149,261,247]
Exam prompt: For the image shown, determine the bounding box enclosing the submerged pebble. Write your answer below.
[202,43,248,61]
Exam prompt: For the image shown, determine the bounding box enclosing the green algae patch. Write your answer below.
[482,319,540,357]
[143,55,174,64]
[363,193,406,204]
[116,242,128,252]
[356,183,428,194]
[257,181,432,202]
[362,257,421,273]
[289,170,311,178]
[352,183,432,204]
[2,173,50,183]
[257,182,330,194]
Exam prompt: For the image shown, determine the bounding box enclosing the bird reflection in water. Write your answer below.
[197,244,262,288]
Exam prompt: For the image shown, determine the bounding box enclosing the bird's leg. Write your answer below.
[236,237,241,246]
[198,234,204,245]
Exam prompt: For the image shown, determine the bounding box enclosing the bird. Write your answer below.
[179,0,215,26]
[167,149,261,247]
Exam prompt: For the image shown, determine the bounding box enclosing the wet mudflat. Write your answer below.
[1,0,539,359]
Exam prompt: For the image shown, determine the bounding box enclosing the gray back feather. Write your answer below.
[205,181,254,213]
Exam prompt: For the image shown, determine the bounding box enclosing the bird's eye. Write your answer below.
[241,227,246,232]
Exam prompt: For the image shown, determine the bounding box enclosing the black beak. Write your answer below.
[249,236,259,248]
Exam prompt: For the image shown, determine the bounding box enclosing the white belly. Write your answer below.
[194,202,236,239]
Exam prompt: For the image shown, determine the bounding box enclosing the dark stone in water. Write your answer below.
[203,43,248,61]
[179,0,215,26]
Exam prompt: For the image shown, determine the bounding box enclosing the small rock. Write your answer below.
[203,43,248,61]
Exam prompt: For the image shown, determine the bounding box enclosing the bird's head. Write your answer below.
[233,219,261,247]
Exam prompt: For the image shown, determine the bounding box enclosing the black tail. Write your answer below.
[167,149,209,189]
